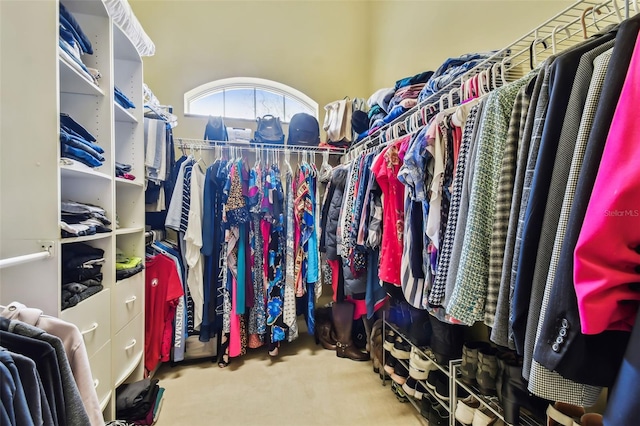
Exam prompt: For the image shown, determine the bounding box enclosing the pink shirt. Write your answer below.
[574,32,640,334]
[372,137,409,286]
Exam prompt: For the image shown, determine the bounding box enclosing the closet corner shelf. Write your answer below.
[58,55,104,97]
[115,177,143,187]
[115,227,144,236]
[114,351,143,388]
[99,390,112,412]
[114,102,138,123]
[60,163,112,181]
[113,23,141,62]
[60,232,112,244]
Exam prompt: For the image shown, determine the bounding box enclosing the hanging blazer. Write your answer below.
[573,31,640,335]
[533,14,640,387]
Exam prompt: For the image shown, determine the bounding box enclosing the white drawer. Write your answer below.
[60,289,110,358]
[113,313,143,386]
[113,273,143,333]
[89,341,112,412]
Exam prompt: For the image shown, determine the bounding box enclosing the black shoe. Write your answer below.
[402,377,417,397]
[429,398,450,426]
[391,337,412,360]
[391,381,408,403]
[383,329,396,352]
[383,354,397,376]
[391,362,409,385]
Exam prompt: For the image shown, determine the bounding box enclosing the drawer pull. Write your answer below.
[81,323,99,336]
[125,296,137,305]
[124,339,137,351]
[93,379,99,389]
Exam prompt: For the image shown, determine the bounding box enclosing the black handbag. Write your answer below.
[252,115,285,145]
[203,116,228,141]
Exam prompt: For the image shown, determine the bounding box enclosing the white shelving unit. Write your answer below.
[0,0,146,422]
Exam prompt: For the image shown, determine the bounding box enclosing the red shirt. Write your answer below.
[371,137,408,286]
[145,254,184,373]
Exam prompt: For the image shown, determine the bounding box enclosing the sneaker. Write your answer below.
[383,354,397,376]
[409,347,435,380]
[383,329,396,351]
[391,337,411,360]
[429,399,450,426]
[391,362,409,386]
[455,396,480,425]
[402,377,417,397]
[391,381,408,403]
[413,380,429,401]
[472,406,498,426]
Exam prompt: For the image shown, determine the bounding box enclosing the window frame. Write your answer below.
[184,77,318,123]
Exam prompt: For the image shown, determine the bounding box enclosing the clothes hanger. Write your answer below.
[581,7,596,39]
[551,24,571,55]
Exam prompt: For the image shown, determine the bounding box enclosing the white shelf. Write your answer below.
[114,102,138,123]
[61,232,112,244]
[113,23,141,62]
[59,54,104,97]
[116,227,144,236]
[99,390,112,412]
[61,162,111,181]
[115,177,143,188]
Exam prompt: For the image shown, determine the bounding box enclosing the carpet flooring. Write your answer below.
[152,321,427,426]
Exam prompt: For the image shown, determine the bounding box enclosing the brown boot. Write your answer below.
[314,306,337,350]
[332,302,369,361]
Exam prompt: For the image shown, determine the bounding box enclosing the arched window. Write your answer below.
[184,77,318,123]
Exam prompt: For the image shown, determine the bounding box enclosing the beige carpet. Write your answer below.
[152,321,427,426]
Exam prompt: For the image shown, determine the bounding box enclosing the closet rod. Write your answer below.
[0,242,53,270]
[176,138,347,155]
[345,0,629,156]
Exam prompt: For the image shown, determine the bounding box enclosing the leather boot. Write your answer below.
[314,306,337,350]
[501,356,549,425]
[332,302,369,361]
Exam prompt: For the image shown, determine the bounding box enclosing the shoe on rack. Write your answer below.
[476,346,499,395]
[500,356,549,425]
[455,395,480,425]
[409,346,435,380]
[391,361,409,385]
[391,381,409,403]
[472,406,500,426]
[429,398,450,426]
[391,337,412,360]
[420,394,435,420]
[383,328,397,352]
[384,354,397,376]
[580,413,603,426]
[426,369,449,401]
[547,402,585,426]
[413,381,428,401]
[402,377,417,397]
[461,341,492,385]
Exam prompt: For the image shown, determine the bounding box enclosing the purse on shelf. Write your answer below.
[252,115,285,145]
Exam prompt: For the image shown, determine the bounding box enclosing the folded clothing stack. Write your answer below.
[60,113,105,168]
[116,250,144,281]
[62,242,105,310]
[59,2,101,85]
[116,162,136,180]
[116,379,164,425]
[115,86,136,109]
[61,200,112,238]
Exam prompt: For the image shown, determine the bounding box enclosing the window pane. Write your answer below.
[256,89,284,119]
[224,88,255,120]
[190,91,224,116]
[284,96,315,122]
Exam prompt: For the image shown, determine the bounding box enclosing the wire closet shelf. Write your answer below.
[343,0,634,162]
[176,138,347,156]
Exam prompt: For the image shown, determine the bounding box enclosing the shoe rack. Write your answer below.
[381,318,544,426]
[450,360,541,426]
[383,320,452,420]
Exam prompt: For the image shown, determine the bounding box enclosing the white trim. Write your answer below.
[184,77,318,121]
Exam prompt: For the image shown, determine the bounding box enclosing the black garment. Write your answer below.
[510,30,617,355]
[323,165,349,261]
[8,351,55,426]
[116,379,159,420]
[116,263,144,281]
[534,14,640,387]
[61,284,103,310]
[0,330,64,426]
